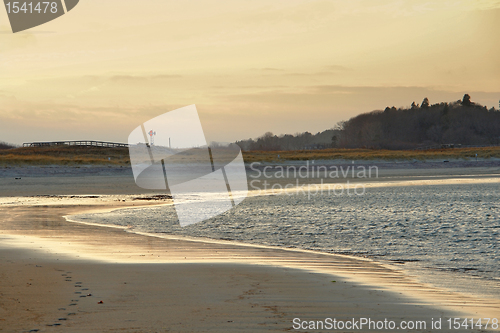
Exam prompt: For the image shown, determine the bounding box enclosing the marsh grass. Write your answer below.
[241,147,500,163]
[1,146,499,166]
[0,146,130,166]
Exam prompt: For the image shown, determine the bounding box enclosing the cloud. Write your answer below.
[0,97,181,144]
[202,85,500,141]
[336,0,500,17]
[109,74,183,82]
[282,71,346,77]
[1,84,499,145]
[0,26,37,51]
[324,65,351,72]
[249,68,286,72]
[253,65,351,77]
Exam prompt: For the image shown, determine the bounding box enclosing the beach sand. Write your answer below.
[0,249,475,333]
[1,164,500,332]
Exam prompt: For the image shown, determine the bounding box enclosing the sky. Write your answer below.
[1,0,499,145]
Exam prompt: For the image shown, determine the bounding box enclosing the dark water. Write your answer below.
[72,183,500,297]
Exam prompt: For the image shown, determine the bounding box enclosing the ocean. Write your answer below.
[70,182,499,299]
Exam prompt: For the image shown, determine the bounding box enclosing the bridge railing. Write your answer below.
[23,141,129,148]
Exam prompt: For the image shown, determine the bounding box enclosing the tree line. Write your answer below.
[0,141,16,150]
[235,129,342,151]
[236,95,500,150]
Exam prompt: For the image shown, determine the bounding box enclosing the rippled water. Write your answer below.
[71,183,500,297]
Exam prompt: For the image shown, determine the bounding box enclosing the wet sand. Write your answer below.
[1,165,500,332]
[0,250,477,333]
[1,161,500,196]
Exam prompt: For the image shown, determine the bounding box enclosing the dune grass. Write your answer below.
[0,146,130,166]
[0,146,499,166]
[241,147,500,163]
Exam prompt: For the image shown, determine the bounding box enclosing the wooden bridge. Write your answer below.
[23,141,129,148]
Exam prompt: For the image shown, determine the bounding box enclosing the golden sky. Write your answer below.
[1,0,499,144]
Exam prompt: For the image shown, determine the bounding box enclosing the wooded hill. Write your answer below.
[237,95,500,150]
[236,129,341,151]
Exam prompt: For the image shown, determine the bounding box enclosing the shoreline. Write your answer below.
[61,181,499,305]
[1,168,499,331]
[2,196,500,316]
[0,246,478,333]
[64,217,500,304]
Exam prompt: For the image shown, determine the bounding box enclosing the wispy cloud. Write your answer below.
[109,74,183,82]
[249,68,286,72]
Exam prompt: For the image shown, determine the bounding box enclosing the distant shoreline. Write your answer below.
[1,145,500,166]
[1,160,500,197]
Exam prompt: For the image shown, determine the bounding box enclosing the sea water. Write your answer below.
[71,182,499,298]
